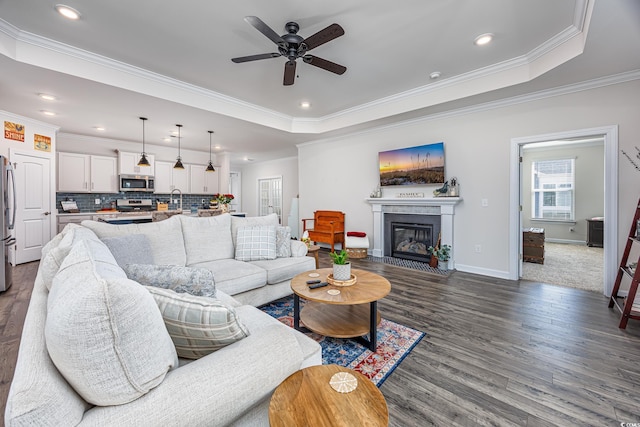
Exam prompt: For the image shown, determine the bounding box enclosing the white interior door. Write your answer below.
[258,176,282,222]
[11,151,52,264]
[229,171,241,212]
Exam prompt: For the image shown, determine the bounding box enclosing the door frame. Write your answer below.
[509,125,618,296]
[9,148,56,265]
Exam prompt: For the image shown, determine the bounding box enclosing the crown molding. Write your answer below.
[297,69,640,149]
[0,0,596,135]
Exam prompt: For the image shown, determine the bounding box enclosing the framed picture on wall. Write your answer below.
[379,142,445,186]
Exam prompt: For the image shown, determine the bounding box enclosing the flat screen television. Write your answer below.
[379,142,445,186]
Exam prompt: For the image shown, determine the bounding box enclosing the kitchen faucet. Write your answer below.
[170,188,183,212]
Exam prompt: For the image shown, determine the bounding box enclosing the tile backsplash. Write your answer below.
[57,192,217,213]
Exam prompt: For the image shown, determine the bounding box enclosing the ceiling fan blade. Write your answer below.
[283,60,297,86]
[303,55,346,75]
[303,24,344,51]
[232,53,281,63]
[244,16,287,48]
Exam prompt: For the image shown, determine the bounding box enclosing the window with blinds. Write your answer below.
[531,158,575,220]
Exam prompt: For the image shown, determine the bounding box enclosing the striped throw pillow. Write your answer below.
[145,287,250,359]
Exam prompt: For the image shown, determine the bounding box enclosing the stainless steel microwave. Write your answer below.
[120,175,154,192]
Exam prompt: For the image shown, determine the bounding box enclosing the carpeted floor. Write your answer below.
[521,242,604,292]
[259,296,424,387]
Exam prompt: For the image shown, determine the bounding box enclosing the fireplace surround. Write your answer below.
[367,197,461,268]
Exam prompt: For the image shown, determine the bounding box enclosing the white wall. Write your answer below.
[239,156,299,225]
[298,79,640,279]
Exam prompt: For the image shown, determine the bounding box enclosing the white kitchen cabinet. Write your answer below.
[118,151,155,176]
[154,161,189,194]
[58,153,118,193]
[189,164,219,195]
[58,152,90,192]
[90,156,118,193]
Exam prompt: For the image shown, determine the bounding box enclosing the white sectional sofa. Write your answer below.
[5,213,321,426]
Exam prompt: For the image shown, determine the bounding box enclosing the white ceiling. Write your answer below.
[0,0,638,164]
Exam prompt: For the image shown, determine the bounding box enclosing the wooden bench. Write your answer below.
[302,211,345,252]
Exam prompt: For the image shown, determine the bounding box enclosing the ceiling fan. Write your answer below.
[232,16,346,86]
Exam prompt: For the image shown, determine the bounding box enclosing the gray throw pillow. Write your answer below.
[101,234,154,268]
[276,226,292,258]
[124,264,216,298]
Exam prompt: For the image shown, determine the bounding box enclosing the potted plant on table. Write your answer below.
[428,244,451,270]
[329,249,351,281]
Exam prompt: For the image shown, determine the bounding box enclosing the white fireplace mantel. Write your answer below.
[366,197,462,266]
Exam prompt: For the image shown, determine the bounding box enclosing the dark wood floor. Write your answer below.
[2,255,640,426]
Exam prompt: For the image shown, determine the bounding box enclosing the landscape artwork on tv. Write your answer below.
[379,142,445,186]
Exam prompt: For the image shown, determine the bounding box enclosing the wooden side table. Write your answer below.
[269,364,388,427]
[306,244,320,268]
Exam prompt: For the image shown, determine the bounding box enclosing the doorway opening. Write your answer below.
[509,126,618,296]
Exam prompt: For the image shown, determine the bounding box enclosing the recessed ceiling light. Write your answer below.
[163,138,171,143]
[55,4,81,20]
[40,110,56,116]
[474,33,494,46]
[300,101,311,109]
[171,131,179,136]
[214,145,221,150]
[39,93,56,101]
[94,126,105,132]
[429,71,441,80]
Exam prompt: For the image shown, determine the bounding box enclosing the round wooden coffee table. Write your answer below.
[269,364,388,427]
[291,268,391,351]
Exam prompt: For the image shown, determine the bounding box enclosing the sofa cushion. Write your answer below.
[189,258,266,295]
[235,225,277,261]
[81,215,187,266]
[231,213,279,248]
[179,214,234,264]
[146,287,250,359]
[40,225,102,290]
[276,226,292,258]
[45,238,178,406]
[249,256,317,285]
[124,264,216,298]
[101,234,154,268]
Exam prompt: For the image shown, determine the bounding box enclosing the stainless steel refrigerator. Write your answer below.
[0,156,16,292]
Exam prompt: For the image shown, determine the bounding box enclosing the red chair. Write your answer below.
[302,211,345,252]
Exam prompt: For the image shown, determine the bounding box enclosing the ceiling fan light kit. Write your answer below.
[232,16,346,86]
[174,124,185,169]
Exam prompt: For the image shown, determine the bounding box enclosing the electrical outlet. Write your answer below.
[94,198,101,205]
[474,244,482,253]
[201,199,205,204]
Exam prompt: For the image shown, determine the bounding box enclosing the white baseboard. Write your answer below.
[454,264,512,280]
[545,238,586,245]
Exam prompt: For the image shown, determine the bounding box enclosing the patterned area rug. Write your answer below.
[259,296,424,387]
[365,255,451,275]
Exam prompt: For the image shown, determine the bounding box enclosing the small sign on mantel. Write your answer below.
[396,192,424,198]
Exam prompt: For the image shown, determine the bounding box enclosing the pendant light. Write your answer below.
[137,117,151,166]
[173,124,185,169]
[206,130,216,172]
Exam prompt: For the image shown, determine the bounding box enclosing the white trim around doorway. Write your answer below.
[509,125,618,296]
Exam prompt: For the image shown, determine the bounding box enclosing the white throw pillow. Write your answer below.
[146,287,250,359]
[45,238,178,406]
[235,225,277,261]
[230,213,279,248]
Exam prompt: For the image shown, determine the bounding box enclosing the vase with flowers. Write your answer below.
[211,193,234,213]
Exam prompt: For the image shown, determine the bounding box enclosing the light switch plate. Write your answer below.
[95,198,101,205]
